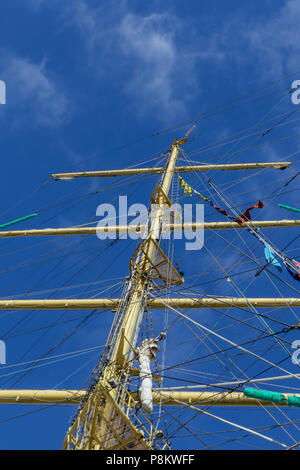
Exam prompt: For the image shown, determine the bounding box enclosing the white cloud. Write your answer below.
[24,0,300,122]
[63,2,223,121]
[64,0,98,48]
[117,13,192,118]
[223,0,300,77]
[0,53,69,128]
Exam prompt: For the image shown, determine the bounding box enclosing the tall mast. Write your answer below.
[0,140,298,450]
[109,137,183,364]
[63,137,185,450]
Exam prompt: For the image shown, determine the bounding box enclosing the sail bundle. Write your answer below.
[137,338,159,414]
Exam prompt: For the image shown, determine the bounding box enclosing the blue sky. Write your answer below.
[0,0,300,450]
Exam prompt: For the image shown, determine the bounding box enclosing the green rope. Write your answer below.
[244,387,300,407]
[0,213,37,229]
[244,387,285,404]
[287,395,300,407]
[279,203,300,213]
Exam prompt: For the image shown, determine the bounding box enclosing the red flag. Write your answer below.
[292,259,300,272]
[285,260,300,281]
[211,203,229,217]
[235,201,264,225]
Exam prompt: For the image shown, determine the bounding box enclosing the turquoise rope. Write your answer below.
[244,387,285,404]
[0,213,37,229]
[244,387,300,407]
[279,204,300,213]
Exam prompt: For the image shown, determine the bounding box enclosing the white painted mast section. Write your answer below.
[137,339,159,414]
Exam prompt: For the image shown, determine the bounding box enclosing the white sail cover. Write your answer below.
[137,339,159,414]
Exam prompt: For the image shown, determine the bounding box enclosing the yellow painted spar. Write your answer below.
[51,161,291,179]
[1,219,300,237]
[0,297,300,309]
[0,389,86,405]
[0,389,298,407]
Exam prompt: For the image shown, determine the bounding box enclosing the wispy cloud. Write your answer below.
[0,52,70,128]
[218,0,300,79]
[117,12,194,118]
[24,0,300,124]
[247,0,300,75]
[62,1,223,121]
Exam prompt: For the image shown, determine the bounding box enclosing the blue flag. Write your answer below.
[264,245,282,272]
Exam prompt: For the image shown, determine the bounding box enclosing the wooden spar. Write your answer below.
[1,219,300,237]
[0,389,298,406]
[1,297,300,309]
[0,390,86,405]
[51,161,291,179]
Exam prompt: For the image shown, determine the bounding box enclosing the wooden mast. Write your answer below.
[61,137,186,449]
